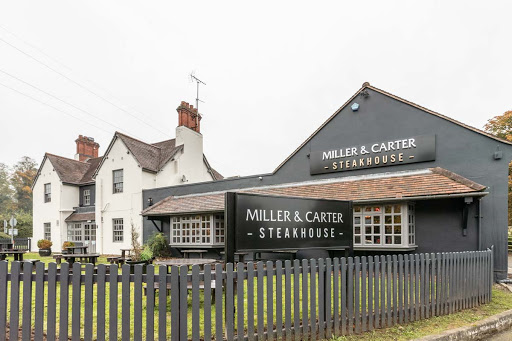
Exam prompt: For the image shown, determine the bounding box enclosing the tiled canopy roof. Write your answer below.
[65,212,96,222]
[45,154,103,185]
[142,168,487,216]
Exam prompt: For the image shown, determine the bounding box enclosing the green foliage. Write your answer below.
[146,233,171,258]
[484,112,512,226]
[10,156,37,213]
[0,232,10,239]
[140,245,153,262]
[0,163,13,215]
[37,239,52,250]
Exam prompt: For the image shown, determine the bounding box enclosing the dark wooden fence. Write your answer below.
[0,249,493,340]
[0,238,31,251]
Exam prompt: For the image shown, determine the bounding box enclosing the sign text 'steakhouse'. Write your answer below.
[310,135,436,175]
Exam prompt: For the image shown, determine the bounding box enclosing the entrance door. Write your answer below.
[84,223,97,253]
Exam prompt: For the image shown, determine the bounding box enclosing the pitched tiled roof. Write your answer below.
[142,168,487,216]
[114,132,222,178]
[65,212,96,222]
[44,154,103,185]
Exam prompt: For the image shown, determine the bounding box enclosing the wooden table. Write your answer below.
[120,248,132,259]
[63,253,100,265]
[154,258,217,272]
[65,246,89,254]
[182,249,208,258]
[0,250,27,261]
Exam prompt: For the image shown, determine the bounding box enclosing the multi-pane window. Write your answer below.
[113,169,123,193]
[353,203,415,248]
[214,214,225,244]
[113,219,124,242]
[67,223,83,242]
[44,223,51,240]
[408,204,416,245]
[44,183,51,203]
[171,214,225,245]
[83,189,91,205]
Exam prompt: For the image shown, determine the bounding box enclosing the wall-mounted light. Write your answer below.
[494,146,503,160]
[148,198,154,206]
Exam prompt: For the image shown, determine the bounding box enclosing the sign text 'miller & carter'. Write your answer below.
[231,193,353,251]
[309,135,436,175]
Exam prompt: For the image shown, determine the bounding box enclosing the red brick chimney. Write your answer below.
[75,135,99,161]
[177,101,202,133]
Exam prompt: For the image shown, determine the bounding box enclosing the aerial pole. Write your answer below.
[190,72,206,126]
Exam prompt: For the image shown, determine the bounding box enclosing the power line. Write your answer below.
[0,81,112,135]
[0,68,142,139]
[0,24,72,72]
[0,25,161,127]
[0,36,171,138]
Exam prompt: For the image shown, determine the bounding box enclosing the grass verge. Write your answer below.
[330,285,512,341]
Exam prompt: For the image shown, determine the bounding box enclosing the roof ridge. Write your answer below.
[45,152,90,164]
[115,131,162,150]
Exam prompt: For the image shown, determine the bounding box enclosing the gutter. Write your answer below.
[354,191,489,204]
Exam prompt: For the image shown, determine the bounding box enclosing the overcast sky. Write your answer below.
[0,1,511,177]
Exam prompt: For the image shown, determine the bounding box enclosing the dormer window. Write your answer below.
[113,169,123,193]
[44,183,51,203]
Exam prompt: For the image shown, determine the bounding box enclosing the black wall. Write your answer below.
[143,88,512,279]
[79,184,96,207]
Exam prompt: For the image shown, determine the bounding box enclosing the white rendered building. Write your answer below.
[32,102,222,253]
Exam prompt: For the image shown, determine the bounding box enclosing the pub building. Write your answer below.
[141,82,512,280]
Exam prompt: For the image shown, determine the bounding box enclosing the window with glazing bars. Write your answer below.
[113,218,124,242]
[44,183,51,203]
[113,169,123,193]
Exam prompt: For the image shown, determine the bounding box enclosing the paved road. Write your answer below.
[484,327,512,340]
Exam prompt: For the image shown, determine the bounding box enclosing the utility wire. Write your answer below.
[0,24,72,72]
[0,81,112,135]
[0,25,160,127]
[0,68,142,139]
[0,36,170,138]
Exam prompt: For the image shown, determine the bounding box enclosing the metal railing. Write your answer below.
[0,249,493,340]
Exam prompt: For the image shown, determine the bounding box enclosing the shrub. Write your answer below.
[0,232,10,239]
[62,241,75,250]
[37,239,52,250]
[140,245,153,262]
[147,233,171,258]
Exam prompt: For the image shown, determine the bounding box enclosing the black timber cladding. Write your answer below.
[143,85,512,280]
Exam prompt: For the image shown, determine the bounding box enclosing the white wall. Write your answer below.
[32,159,78,252]
[95,138,145,255]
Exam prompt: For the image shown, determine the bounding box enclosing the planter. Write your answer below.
[125,259,149,274]
[39,249,52,257]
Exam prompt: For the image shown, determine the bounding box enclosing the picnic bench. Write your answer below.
[181,249,208,258]
[0,250,27,261]
[62,253,100,265]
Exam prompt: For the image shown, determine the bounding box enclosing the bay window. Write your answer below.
[353,203,415,249]
[171,214,225,246]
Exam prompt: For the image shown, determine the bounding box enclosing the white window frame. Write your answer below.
[44,223,51,240]
[113,218,124,242]
[171,214,225,246]
[44,183,51,203]
[113,169,123,194]
[83,189,91,206]
[353,203,416,249]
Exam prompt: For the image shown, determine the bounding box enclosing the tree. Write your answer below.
[484,111,512,226]
[0,163,13,214]
[10,156,37,213]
